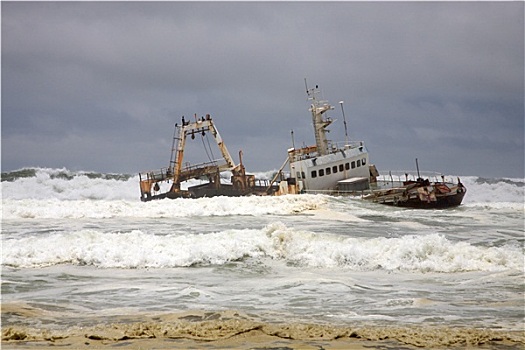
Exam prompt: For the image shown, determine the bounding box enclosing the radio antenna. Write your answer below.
[339,101,349,145]
[416,158,421,180]
[304,78,309,95]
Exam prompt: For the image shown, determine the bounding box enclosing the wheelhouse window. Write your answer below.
[357,159,361,167]
[311,170,317,178]
[332,166,338,173]
[362,158,367,165]
[319,169,325,176]
[326,167,331,175]
[339,164,344,172]
[351,161,356,169]
[345,163,350,170]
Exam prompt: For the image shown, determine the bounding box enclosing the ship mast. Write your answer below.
[306,82,334,156]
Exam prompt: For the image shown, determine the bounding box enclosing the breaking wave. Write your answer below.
[2,195,325,219]
[3,222,521,272]
[1,167,278,201]
[2,167,523,204]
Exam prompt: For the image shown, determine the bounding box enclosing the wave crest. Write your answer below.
[4,223,521,272]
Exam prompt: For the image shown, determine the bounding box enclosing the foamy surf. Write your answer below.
[2,168,524,204]
[2,194,326,219]
[2,167,524,349]
[3,222,521,272]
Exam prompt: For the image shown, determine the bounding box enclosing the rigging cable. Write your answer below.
[206,132,217,165]
[201,132,212,163]
[201,131,217,165]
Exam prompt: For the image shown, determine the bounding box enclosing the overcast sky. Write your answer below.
[2,1,524,178]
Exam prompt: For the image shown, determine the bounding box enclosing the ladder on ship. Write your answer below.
[168,119,184,176]
[168,114,241,188]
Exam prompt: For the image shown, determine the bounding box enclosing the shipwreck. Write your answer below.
[139,84,466,208]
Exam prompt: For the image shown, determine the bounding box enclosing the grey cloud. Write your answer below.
[2,1,523,177]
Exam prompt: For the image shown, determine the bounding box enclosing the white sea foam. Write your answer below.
[3,222,521,272]
[3,168,524,334]
[2,168,138,201]
[460,176,524,205]
[1,167,281,200]
[2,195,326,220]
[2,168,524,205]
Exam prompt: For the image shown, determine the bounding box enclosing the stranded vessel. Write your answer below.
[139,114,276,201]
[272,84,466,208]
[139,85,466,208]
[273,83,377,195]
[363,171,466,209]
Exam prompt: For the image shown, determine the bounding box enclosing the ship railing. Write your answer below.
[328,140,365,153]
[301,189,339,194]
[139,158,228,183]
[139,167,171,183]
[288,145,317,161]
[375,170,460,188]
[301,188,406,198]
[288,140,366,162]
[253,179,273,188]
[180,159,226,173]
[300,189,370,196]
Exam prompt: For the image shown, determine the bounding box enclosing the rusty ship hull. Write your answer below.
[362,179,467,209]
[138,85,466,208]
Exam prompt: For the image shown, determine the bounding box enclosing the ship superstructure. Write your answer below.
[282,84,376,194]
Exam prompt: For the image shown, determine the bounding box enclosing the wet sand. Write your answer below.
[2,305,524,349]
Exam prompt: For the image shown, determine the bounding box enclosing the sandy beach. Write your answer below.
[2,306,524,349]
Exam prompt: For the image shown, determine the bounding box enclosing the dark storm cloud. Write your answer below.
[2,2,523,177]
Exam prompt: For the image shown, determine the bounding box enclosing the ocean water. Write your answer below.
[1,168,524,346]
